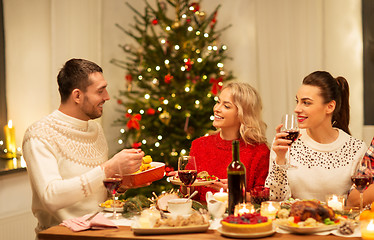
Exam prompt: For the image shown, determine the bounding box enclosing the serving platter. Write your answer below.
[131,224,210,235]
[169,177,215,186]
[217,227,275,238]
[275,222,338,234]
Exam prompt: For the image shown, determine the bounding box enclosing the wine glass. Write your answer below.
[351,157,373,211]
[178,156,197,197]
[280,113,300,169]
[103,174,123,219]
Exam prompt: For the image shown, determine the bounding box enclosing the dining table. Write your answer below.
[38,225,361,240]
[38,212,362,240]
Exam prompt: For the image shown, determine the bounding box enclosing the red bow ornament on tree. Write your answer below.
[126,113,142,130]
[210,77,223,95]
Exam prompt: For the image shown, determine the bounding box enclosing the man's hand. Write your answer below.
[101,149,144,177]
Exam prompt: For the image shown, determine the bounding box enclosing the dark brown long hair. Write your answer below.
[302,71,350,135]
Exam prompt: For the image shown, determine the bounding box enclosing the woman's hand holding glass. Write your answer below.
[273,113,300,169]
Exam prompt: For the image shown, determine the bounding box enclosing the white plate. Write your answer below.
[217,227,275,238]
[131,224,210,235]
[99,205,124,213]
[276,222,338,234]
[169,177,215,186]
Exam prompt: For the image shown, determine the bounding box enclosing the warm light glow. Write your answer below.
[196,31,200,36]
[213,188,228,202]
[127,109,133,113]
[327,195,344,211]
[163,99,169,105]
[155,66,161,71]
[204,33,209,38]
[197,58,202,63]
[164,59,169,65]
[120,128,125,133]
[166,26,171,31]
[234,203,255,216]
[213,46,218,51]
[155,142,160,147]
[140,109,145,114]
[185,86,190,92]
[180,149,187,155]
[217,63,224,68]
[138,75,143,80]
[8,120,13,128]
[188,26,193,31]
[174,45,180,50]
[260,201,280,219]
[142,139,147,144]
[118,139,123,144]
[144,94,150,100]
[157,135,162,140]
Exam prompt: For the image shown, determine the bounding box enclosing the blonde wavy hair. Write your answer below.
[221,82,267,145]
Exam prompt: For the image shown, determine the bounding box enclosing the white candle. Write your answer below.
[260,201,280,219]
[213,188,228,202]
[4,120,16,157]
[361,219,374,240]
[327,195,344,211]
[234,203,255,216]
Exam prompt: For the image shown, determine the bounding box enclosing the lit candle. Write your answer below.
[4,120,16,157]
[327,195,344,211]
[361,219,374,240]
[213,188,228,202]
[234,203,255,216]
[260,201,280,219]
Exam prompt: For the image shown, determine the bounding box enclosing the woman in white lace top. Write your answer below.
[265,71,367,201]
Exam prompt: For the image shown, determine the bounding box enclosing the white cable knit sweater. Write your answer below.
[265,128,367,202]
[22,110,108,233]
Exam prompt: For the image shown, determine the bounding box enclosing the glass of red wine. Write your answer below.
[103,174,123,219]
[178,156,197,197]
[280,113,300,169]
[351,157,373,211]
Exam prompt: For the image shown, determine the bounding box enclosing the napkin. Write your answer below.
[60,212,118,232]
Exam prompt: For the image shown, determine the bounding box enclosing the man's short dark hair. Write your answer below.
[57,58,103,103]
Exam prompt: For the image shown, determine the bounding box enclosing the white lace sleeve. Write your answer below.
[265,145,291,201]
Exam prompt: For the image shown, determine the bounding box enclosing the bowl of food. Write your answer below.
[121,159,165,187]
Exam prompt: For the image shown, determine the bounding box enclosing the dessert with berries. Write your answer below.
[221,213,273,234]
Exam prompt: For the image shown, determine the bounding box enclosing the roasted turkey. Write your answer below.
[289,200,335,222]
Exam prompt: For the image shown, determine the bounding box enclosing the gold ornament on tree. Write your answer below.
[159,110,171,125]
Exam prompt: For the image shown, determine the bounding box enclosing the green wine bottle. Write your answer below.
[227,140,246,215]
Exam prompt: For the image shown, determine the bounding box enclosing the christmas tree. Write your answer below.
[111,0,233,197]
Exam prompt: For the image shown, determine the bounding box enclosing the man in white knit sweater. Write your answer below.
[22,59,144,233]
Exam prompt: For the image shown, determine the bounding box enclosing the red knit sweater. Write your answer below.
[189,133,270,202]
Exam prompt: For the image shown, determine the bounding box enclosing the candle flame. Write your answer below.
[8,120,13,128]
[332,195,338,201]
[220,188,224,193]
[268,202,276,211]
[367,220,374,231]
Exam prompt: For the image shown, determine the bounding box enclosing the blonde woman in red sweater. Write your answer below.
[189,82,270,202]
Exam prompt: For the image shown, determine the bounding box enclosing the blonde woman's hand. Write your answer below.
[210,179,228,191]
